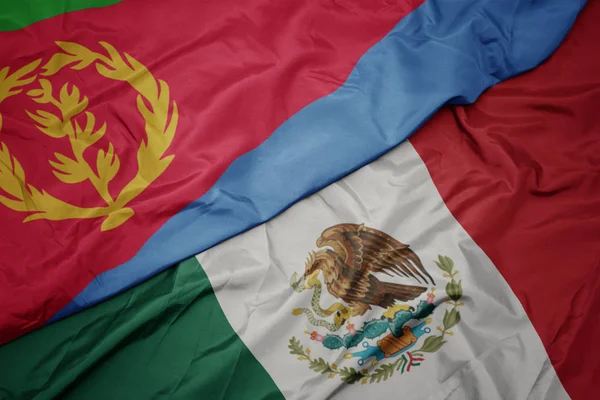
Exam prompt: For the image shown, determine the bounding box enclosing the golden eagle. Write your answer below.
[298,223,435,317]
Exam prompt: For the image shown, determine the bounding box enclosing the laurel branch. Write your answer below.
[289,336,423,385]
[0,42,178,231]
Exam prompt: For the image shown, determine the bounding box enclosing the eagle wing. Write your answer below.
[316,223,435,285]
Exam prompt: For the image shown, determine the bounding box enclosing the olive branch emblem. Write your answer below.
[0,41,178,231]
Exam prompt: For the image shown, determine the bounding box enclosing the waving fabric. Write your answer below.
[0,1,598,399]
[0,0,585,344]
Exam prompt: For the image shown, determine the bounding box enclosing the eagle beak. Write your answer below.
[303,270,320,289]
[290,270,320,292]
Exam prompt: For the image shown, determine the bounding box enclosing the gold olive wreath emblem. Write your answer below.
[0,42,178,231]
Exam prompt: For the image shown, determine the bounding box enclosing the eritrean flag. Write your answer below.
[0,0,597,399]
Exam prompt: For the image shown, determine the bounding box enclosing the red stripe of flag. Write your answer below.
[411,2,600,397]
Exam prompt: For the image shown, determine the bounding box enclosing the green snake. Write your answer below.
[290,272,351,332]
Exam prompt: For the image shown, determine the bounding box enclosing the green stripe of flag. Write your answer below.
[0,0,120,31]
[0,258,284,400]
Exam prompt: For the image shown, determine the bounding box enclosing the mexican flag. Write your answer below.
[0,0,598,399]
